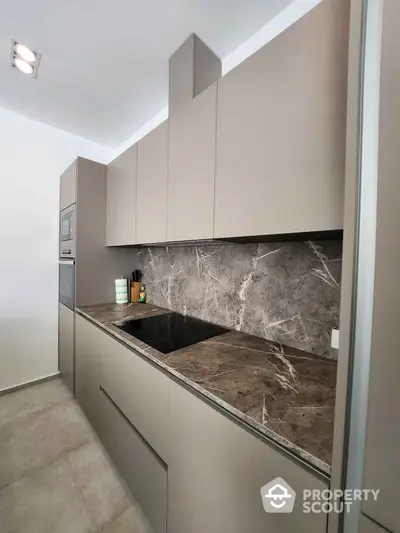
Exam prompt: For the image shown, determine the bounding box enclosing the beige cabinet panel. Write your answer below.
[214,0,348,238]
[106,145,137,246]
[360,515,389,533]
[362,2,400,532]
[92,323,170,461]
[168,83,217,241]
[168,383,327,533]
[60,160,77,210]
[58,303,74,394]
[75,314,103,434]
[137,121,168,244]
[97,387,167,533]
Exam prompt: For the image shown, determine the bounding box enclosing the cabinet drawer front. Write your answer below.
[100,330,170,461]
[98,387,167,533]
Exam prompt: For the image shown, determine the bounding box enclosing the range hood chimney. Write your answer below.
[169,33,222,114]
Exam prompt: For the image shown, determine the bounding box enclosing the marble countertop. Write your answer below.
[76,302,337,475]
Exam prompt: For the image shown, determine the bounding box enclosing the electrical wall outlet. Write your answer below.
[331,329,340,350]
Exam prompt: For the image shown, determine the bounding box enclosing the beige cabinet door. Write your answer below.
[167,83,217,241]
[106,144,137,246]
[97,386,168,533]
[58,303,74,394]
[168,382,328,533]
[137,121,168,244]
[75,315,103,434]
[60,160,77,210]
[99,327,170,462]
[214,0,348,238]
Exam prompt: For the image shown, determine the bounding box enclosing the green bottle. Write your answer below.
[139,283,146,303]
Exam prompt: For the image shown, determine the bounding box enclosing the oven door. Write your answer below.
[59,259,75,310]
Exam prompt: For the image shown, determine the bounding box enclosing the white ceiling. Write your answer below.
[0,0,293,147]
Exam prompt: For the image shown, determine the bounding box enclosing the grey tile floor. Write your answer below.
[0,377,153,533]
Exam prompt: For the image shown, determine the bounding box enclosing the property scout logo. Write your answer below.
[261,477,380,514]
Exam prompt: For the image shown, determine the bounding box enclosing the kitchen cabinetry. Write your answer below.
[60,160,76,210]
[58,303,74,394]
[76,313,327,533]
[360,515,389,533]
[98,324,170,461]
[214,0,348,238]
[75,314,103,434]
[168,381,327,533]
[106,144,137,246]
[98,387,168,533]
[75,315,168,533]
[167,83,217,241]
[136,121,168,244]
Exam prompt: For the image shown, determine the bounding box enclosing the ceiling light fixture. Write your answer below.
[14,43,37,63]
[13,57,34,75]
[11,40,41,78]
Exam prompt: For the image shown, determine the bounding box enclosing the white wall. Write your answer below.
[0,107,112,391]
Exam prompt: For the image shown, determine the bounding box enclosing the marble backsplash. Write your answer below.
[135,240,342,358]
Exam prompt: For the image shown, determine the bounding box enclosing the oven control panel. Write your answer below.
[60,244,76,259]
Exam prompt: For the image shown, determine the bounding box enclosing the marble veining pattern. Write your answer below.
[135,240,342,358]
[77,303,337,475]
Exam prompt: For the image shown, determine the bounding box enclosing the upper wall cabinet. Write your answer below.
[106,144,137,246]
[214,0,349,239]
[60,160,77,210]
[167,83,217,242]
[136,121,168,244]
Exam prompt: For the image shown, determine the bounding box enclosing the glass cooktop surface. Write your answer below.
[115,312,228,354]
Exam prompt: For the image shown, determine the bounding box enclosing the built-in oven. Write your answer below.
[59,259,75,310]
[60,204,76,259]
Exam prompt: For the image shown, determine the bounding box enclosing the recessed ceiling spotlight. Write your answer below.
[14,43,37,64]
[13,57,34,75]
[11,40,41,78]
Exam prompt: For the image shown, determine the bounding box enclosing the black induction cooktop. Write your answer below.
[115,312,228,354]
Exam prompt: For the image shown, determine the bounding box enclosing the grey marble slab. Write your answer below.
[134,240,342,359]
[77,303,337,475]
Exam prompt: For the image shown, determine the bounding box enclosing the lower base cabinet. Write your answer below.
[75,314,328,533]
[75,315,103,434]
[97,387,168,533]
[58,303,74,394]
[167,382,328,533]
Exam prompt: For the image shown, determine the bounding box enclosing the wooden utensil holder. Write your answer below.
[130,282,141,303]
